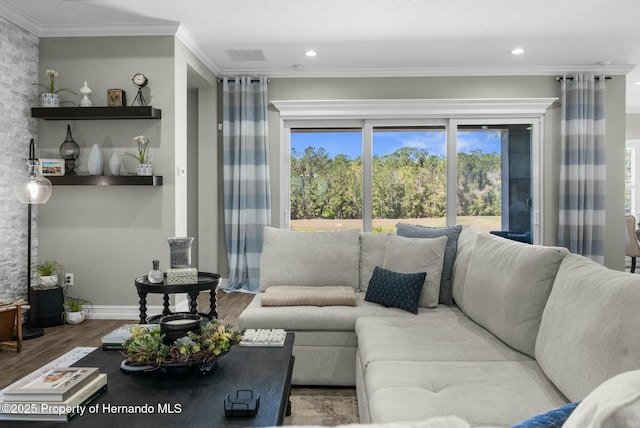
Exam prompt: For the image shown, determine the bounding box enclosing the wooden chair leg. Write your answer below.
[632,257,637,273]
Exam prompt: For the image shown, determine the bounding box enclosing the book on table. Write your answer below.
[101,323,156,350]
[0,373,107,422]
[3,367,99,402]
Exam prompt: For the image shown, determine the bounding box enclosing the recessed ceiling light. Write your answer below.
[305,50,317,57]
[510,48,525,55]
[634,81,640,86]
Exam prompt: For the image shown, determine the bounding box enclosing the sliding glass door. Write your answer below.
[285,118,541,243]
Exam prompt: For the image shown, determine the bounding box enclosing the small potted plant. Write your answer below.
[35,260,64,288]
[33,69,77,107]
[124,135,152,176]
[63,296,91,324]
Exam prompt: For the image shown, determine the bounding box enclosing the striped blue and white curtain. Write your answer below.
[558,74,606,264]
[222,76,271,292]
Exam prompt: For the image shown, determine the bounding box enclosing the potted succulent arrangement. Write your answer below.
[63,296,92,324]
[33,69,77,107]
[124,135,152,176]
[121,319,242,374]
[35,260,64,288]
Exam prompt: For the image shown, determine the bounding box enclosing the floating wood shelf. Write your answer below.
[48,175,163,186]
[31,106,162,120]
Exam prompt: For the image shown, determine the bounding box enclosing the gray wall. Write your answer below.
[0,17,39,302]
[265,76,626,270]
[37,36,176,308]
[628,114,640,138]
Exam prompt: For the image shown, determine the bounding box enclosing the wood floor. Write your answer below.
[0,289,255,390]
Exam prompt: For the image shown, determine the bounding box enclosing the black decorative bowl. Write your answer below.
[159,313,204,345]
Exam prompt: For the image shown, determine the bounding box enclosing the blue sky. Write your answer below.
[291,130,501,159]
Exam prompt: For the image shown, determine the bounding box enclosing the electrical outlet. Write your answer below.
[65,273,74,286]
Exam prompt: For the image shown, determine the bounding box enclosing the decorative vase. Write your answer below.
[148,260,164,283]
[167,237,194,268]
[88,144,104,175]
[109,153,121,176]
[79,81,92,107]
[136,163,152,176]
[60,125,80,175]
[41,93,59,108]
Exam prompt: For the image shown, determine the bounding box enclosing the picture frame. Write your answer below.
[39,159,65,176]
[107,89,126,107]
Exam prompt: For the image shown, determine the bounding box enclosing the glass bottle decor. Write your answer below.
[59,125,80,175]
[148,260,164,284]
[88,144,104,175]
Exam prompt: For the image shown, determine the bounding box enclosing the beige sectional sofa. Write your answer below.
[239,225,640,427]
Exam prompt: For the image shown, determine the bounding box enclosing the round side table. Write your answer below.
[134,272,220,324]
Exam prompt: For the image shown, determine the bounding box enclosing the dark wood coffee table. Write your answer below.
[21,333,294,427]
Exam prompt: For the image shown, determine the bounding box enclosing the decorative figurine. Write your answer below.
[132,73,148,106]
[79,81,92,107]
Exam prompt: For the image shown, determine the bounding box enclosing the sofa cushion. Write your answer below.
[259,227,361,291]
[535,253,640,402]
[383,234,448,308]
[450,226,480,312]
[462,234,568,358]
[238,292,424,332]
[360,233,391,292]
[562,369,640,428]
[510,402,578,428]
[396,223,463,306]
[364,360,568,426]
[365,266,426,314]
[356,312,532,371]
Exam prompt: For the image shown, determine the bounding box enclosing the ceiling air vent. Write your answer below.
[225,49,266,62]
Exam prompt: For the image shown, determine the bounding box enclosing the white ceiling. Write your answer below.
[2,0,640,110]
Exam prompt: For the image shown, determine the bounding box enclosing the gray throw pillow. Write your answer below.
[396,223,462,306]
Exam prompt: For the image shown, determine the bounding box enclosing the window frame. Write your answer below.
[273,98,556,244]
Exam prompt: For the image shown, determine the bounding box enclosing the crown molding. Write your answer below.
[175,24,222,76]
[39,21,180,37]
[225,64,636,79]
[0,1,42,35]
[271,98,559,120]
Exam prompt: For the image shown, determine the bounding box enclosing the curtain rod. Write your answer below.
[218,78,269,83]
[556,76,612,82]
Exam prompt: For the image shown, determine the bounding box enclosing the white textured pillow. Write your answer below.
[359,232,390,292]
[259,227,361,291]
[563,370,640,428]
[382,234,448,308]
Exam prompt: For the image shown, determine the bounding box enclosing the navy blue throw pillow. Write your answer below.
[365,266,426,314]
[510,402,579,428]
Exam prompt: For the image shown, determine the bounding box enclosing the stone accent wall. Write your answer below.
[0,17,39,302]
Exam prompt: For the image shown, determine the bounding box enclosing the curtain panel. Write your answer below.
[222,76,271,292]
[558,74,606,264]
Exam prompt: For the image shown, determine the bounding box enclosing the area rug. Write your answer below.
[285,387,359,426]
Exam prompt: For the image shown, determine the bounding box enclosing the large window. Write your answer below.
[274,99,553,244]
